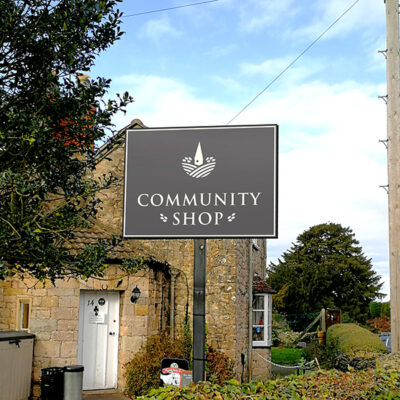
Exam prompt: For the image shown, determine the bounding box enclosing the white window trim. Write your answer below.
[252,293,272,347]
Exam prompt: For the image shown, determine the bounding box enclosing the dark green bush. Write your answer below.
[380,302,390,317]
[304,337,377,372]
[303,338,344,370]
[303,339,336,368]
[307,323,388,372]
[369,302,382,318]
[341,312,357,323]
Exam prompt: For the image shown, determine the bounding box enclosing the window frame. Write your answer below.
[16,297,32,332]
[252,293,272,347]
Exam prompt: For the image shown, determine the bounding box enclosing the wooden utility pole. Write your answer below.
[385,0,400,353]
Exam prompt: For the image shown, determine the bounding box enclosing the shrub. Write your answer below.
[367,316,391,333]
[303,339,338,369]
[327,323,388,358]
[341,312,357,323]
[275,331,301,348]
[380,302,390,317]
[206,347,234,385]
[272,313,290,331]
[137,369,400,399]
[124,331,235,397]
[369,301,382,318]
[376,351,400,370]
[124,331,191,397]
[303,338,349,371]
[318,346,376,372]
[305,327,384,372]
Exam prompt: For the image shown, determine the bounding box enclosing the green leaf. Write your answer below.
[0,0,132,282]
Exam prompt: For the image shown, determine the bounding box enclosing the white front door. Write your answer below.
[78,291,120,390]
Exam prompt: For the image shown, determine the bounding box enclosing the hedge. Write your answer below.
[326,323,387,357]
[136,369,400,400]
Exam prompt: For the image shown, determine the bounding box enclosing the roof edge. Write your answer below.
[95,118,146,163]
[253,274,276,294]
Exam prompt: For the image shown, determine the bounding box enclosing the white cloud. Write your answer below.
[240,56,322,83]
[206,44,238,58]
[111,74,232,128]
[210,75,246,93]
[110,72,389,299]
[237,0,298,32]
[225,80,388,299]
[139,16,181,41]
[292,0,385,41]
[240,82,389,298]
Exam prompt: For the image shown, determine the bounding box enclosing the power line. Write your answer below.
[122,0,219,18]
[227,0,361,125]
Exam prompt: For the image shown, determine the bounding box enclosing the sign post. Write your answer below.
[123,124,278,383]
[193,239,206,382]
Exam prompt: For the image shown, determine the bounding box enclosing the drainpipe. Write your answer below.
[170,269,179,340]
[248,239,253,382]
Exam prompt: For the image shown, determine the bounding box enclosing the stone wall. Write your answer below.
[0,238,266,395]
[252,348,272,379]
[0,123,270,395]
[0,266,169,398]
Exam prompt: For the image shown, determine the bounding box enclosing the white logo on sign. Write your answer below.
[182,142,216,178]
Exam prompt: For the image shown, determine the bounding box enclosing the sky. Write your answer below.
[91,0,390,299]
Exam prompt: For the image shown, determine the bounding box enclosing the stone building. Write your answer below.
[0,119,274,398]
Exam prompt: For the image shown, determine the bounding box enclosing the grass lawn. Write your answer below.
[271,347,304,365]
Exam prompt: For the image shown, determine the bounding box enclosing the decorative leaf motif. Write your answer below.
[182,145,216,178]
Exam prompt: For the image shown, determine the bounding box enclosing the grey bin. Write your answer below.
[63,365,84,400]
[0,331,35,400]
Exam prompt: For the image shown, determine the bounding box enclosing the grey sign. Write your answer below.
[123,125,278,238]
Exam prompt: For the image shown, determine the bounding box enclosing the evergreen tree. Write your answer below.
[267,223,383,323]
[0,1,134,281]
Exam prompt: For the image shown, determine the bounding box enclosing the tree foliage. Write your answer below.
[0,0,133,281]
[267,223,382,322]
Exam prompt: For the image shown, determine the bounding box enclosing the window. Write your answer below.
[252,294,272,347]
[16,298,32,331]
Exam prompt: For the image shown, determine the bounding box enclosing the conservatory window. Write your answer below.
[252,293,272,347]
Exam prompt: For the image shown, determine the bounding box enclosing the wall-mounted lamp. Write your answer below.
[130,285,141,303]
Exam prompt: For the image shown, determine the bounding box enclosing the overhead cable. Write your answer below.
[122,0,219,18]
[227,0,362,125]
